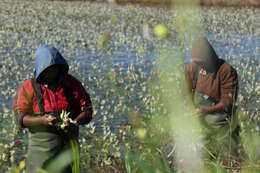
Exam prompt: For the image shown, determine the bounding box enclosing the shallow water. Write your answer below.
[0,2,259,170]
[0,0,259,129]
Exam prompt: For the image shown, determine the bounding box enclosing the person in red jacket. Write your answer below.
[14,44,93,173]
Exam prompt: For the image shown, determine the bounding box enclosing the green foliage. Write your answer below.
[43,149,73,173]
[241,131,260,165]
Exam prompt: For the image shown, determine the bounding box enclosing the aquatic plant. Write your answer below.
[0,0,259,172]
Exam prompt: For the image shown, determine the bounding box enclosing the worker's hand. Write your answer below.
[41,115,56,125]
[64,123,78,134]
[196,107,208,116]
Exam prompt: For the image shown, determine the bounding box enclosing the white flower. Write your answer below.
[59,111,77,130]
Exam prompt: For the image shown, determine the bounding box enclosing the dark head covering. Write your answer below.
[34,44,69,83]
[191,37,219,73]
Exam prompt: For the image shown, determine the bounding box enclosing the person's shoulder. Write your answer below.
[64,74,83,86]
[219,60,237,77]
[185,62,197,72]
[20,79,34,87]
[220,60,237,73]
[17,79,35,95]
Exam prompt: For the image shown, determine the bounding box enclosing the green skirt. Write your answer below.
[26,131,75,173]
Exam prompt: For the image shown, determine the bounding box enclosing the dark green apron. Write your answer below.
[26,124,77,173]
[27,131,63,173]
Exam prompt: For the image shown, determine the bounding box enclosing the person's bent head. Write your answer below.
[34,44,69,84]
[191,37,219,73]
[39,64,62,84]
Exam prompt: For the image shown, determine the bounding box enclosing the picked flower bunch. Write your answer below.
[57,110,78,130]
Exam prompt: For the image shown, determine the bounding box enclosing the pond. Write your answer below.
[0,0,259,137]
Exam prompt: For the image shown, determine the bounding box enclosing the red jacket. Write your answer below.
[14,74,93,125]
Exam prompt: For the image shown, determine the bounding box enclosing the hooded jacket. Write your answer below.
[14,44,92,127]
[34,44,69,83]
[14,44,93,172]
[185,37,238,114]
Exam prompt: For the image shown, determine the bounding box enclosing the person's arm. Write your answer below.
[23,115,56,127]
[14,80,57,127]
[73,93,93,125]
[198,65,238,115]
[69,76,93,125]
[74,109,92,125]
[13,80,35,128]
[197,102,226,115]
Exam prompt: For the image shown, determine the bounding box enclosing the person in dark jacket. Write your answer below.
[14,44,93,173]
[185,37,239,161]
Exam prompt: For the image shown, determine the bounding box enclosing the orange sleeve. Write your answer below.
[13,80,35,127]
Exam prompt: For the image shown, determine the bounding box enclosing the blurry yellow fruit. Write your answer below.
[19,160,26,169]
[136,128,147,139]
[154,24,169,38]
